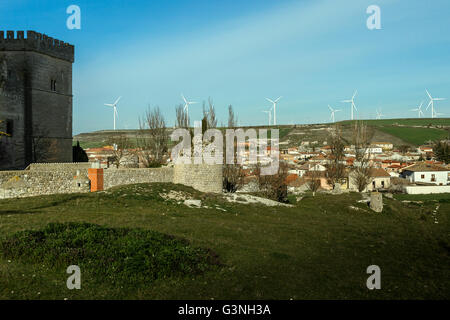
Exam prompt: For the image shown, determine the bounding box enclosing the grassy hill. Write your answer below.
[1,183,449,299]
[73,118,450,149]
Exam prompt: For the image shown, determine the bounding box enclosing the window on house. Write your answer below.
[431,174,436,182]
[421,174,425,179]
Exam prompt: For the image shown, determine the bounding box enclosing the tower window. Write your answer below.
[6,119,13,136]
[50,79,57,91]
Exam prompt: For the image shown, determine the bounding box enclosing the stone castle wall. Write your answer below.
[0,163,223,199]
[173,163,223,193]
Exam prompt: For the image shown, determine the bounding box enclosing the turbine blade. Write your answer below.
[104,104,113,107]
[426,89,432,100]
[114,96,122,105]
[266,98,274,103]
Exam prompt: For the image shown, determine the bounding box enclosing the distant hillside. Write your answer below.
[73,118,450,149]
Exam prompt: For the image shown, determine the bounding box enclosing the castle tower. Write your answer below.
[0,31,74,170]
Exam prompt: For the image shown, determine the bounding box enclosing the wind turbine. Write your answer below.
[409,101,424,118]
[426,89,446,118]
[104,96,121,130]
[262,108,272,126]
[328,105,341,123]
[265,96,282,126]
[341,90,358,120]
[181,93,197,127]
[376,108,385,120]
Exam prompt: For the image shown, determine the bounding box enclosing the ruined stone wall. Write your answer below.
[0,167,175,199]
[0,170,78,199]
[0,162,224,199]
[173,164,223,193]
[103,168,174,189]
[26,162,91,171]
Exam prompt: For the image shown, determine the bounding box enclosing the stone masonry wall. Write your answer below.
[103,168,174,190]
[173,163,223,193]
[0,163,223,199]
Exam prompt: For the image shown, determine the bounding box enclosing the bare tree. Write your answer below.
[350,121,374,192]
[107,134,132,168]
[175,104,188,128]
[255,161,289,202]
[306,170,322,196]
[223,164,246,193]
[137,106,168,167]
[228,105,237,128]
[326,124,346,188]
[203,97,217,129]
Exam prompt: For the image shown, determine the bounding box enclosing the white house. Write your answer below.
[401,163,450,186]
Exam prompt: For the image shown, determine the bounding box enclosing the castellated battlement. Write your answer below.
[0,30,74,62]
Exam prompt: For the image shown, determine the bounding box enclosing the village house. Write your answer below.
[349,168,391,192]
[401,163,450,186]
[373,142,394,151]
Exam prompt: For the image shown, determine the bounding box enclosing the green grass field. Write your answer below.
[375,126,449,146]
[1,183,449,300]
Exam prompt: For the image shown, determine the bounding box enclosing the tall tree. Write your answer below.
[433,140,450,164]
[175,104,188,128]
[137,106,168,167]
[228,105,237,128]
[349,121,375,192]
[107,134,132,168]
[326,124,346,188]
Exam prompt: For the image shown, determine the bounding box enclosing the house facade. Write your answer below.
[401,163,450,186]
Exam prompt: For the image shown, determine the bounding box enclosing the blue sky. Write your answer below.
[1,0,450,134]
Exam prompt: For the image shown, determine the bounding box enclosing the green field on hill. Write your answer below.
[375,126,449,146]
[1,183,449,299]
[74,118,449,149]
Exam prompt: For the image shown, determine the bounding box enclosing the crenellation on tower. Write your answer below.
[0,30,74,63]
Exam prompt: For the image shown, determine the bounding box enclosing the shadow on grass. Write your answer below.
[0,194,88,216]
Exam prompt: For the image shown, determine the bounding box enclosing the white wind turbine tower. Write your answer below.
[409,101,424,118]
[426,89,446,118]
[328,105,341,123]
[265,96,282,126]
[262,107,272,126]
[104,96,121,130]
[376,109,385,120]
[181,93,197,127]
[341,90,358,120]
